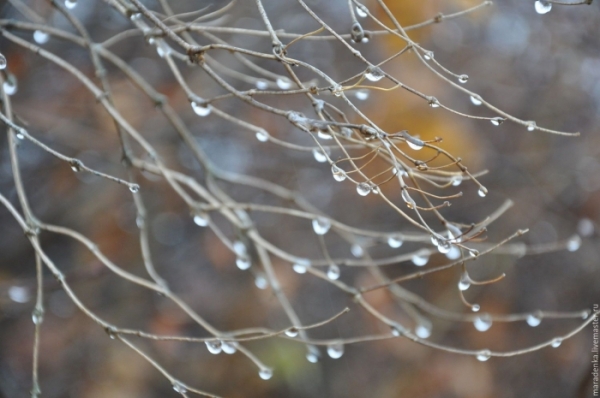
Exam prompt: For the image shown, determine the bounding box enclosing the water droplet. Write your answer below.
[471,304,481,312]
[331,165,347,182]
[428,97,440,108]
[402,189,416,207]
[8,286,29,303]
[129,184,140,193]
[526,313,542,327]
[33,30,49,44]
[551,337,562,348]
[205,340,222,354]
[445,245,460,260]
[312,147,329,163]
[474,314,492,332]
[365,66,384,82]
[577,218,594,237]
[451,175,463,186]
[65,0,77,9]
[285,328,299,337]
[0,53,6,70]
[193,213,209,227]
[3,77,17,96]
[403,132,425,150]
[340,127,353,137]
[256,129,269,142]
[469,95,482,106]
[351,244,364,257]
[172,382,187,394]
[130,13,142,21]
[327,342,344,359]
[391,325,404,336]
[567,235,581,252]
[317,130,333,140]
[312,217,331,235]
[458,74,469,84]
[293,259,311,274]
[255,275,268,289]
[327,264,340,280]
[476,349,491,361]
[437,240,451,254]
[236,256,251,270]
[331,84,343,97]
[411,250,429,266]
[535,0,552,14]
[306,345,320,363]
[355,89,369,100]
[233,241,247,257]
[458,273,471,291]
[478,187,488,198]
[356,182,372,196]
[526,121,537,131]
[491,117,505,126]
[276,77,292,90]
[415,322,431,339]
[387,234,404,248]
[191,101,211,117]
[259,368,273,380]
[356,5,368,18]
[32,307,44,325]
[221,341,237,354]
[423,51,434,60]
[255,79,268,90]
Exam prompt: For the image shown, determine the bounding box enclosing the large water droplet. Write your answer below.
[205,340,222,354]
[0,53,6,70]
[65,0,77,9]
[428,97,440,108]
[327,264,340,280]
[437,240,451,254]
[451,175,463,186]
[259,368,273,380]
[355,89,369,100]
[478,187,488,198]
[8,286,29,303]
[331,165,347,182]
[276,77,292,90]
[233,241,247,256]
[31,307,44,325]
[445,245,461,260]
[193,212,209,227]
[415,322,431,339]
[221,341,237,354]
[256,129,269,142]
[312,217,331,235]
[471,304,481,312]
[293,259,311,274]
[491,117,505,126]
[255,79,269,90]
[551,337,562,348]
[535,0,552,14]
[526,313,542,327]
[458,273,471,291]
[356,5,368,18]
[172,382,187,394]
[365,66,384,82]
[351,243,364,257]
[469,95,482,106]
[306,345,320,363]
[285,328,299,337]
[387,234,404,248]
[474,314,492,332]
[356,182,372,196]
[458,74,469,84]
[327,342,344,359]
[411,250,429,266]
[3,77,17,96]
[476,349,491,361]
[567,235,581,252]
[191,101,211,117]
[33,30,50,44]
[236,256,251,270]
[312,147,329,163]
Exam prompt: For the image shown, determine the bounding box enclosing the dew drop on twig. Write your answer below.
[327,342,344,359]
[476,349,491,361]
[535,1,552,14]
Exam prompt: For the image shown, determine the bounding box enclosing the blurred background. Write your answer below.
[0,0,599,397]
